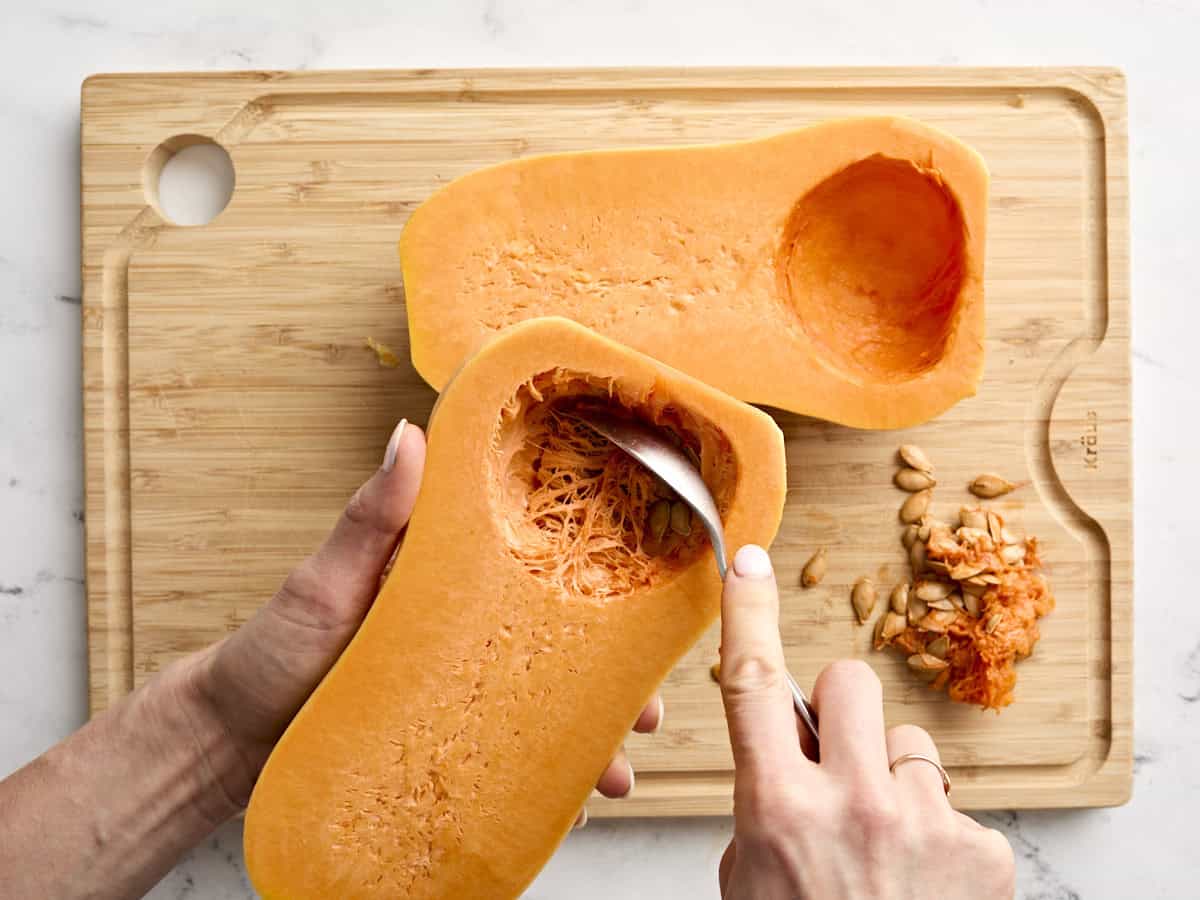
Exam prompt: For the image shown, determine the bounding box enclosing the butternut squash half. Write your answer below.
[243,317,787,899]
[400,116,988,429]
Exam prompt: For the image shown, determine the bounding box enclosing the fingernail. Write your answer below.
[651,695,665,734]
[624,764,635,797]
[572,808,588,830]
[382,419,407,472]
[732,544,773,579]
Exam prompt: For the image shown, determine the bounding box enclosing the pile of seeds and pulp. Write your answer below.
[869,444,1055,710]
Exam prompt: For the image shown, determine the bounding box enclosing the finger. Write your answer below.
[632,694,664,734]
[719,545,807,782]
[718,839,736,896]
[885,723,951,807]
[304,420,426,612]
[810,659,889,779]
[204,420,426,745]
[595,748,634,799]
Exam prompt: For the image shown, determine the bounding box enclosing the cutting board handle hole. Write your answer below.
[143,135,235,226]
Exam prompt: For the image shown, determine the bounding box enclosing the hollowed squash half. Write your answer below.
[400,116,988,429]
[244,317,787,899]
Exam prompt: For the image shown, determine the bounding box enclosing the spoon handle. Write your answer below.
[785,672,821,744]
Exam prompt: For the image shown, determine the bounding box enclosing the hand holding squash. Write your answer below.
[189,418,658,805]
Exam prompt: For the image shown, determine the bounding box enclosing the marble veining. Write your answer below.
[2,1,1197,897]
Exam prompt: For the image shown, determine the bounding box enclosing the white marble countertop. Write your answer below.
[1,1,1194,897]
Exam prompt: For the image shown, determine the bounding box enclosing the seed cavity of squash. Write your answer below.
[493,369,736,601]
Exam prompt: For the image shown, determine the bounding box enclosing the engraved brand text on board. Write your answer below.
[1081,410,1099,469]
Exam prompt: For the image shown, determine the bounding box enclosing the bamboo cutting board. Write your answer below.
[82,68,1131,813]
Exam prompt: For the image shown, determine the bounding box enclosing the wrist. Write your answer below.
[164,645,260,818]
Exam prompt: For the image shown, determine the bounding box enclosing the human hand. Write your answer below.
[715,545,1015,900]
[184,419,660,808]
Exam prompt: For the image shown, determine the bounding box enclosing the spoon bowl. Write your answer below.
[572,410,820,745]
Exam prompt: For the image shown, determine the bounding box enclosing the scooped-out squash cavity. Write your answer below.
[243,317,787,900]
[400,116,989,429]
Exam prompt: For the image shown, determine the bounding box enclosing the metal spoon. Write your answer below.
[572,410,820,745]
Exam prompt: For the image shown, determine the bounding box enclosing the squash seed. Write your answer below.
[1001,543,1026,565]
[907,595,929,626]
[648,499,671,541]
[900,489,933,524]
[918,522,933,542]
[963,591,983,617]
[873,612,888,648]
[661,530,684,556]
[948,591,966,612]
[926,559,951,576]
[1000,526,1020,545]
[956,526,990,544]
[890,583,910,615]
[987,511,1004,544]
[901,524,920,550]
[651,473,676,499]
[926,635,950,659]
[907,652,950,673]
[669,501,692,536]
[710,661,721,682]
[969,473,1018,499]
[914,579,953,602]
[960,506,988,530]
[881,610,907,643]
[984,613,1003,634]
[920,609,959,632]
[961,579,988,597]
[949,561,987,581]
[801,548,828,587]
[895,468,936,492]
[852,578,877,624]
[899,444,935,474]
[909,540,927,575]
[928,597,957,611]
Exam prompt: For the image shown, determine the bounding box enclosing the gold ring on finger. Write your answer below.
[889,753,951,795]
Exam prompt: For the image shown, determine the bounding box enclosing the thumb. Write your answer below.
[298,418,427,621]
[197,419,426,759]
[719,545,805,781]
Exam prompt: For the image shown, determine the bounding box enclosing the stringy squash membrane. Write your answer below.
[491,368,737,601]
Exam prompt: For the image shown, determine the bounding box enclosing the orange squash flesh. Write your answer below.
[243,317,787,899]
[400,116,988,429]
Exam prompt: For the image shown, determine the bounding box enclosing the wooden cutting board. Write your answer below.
[82,68,1131,813]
